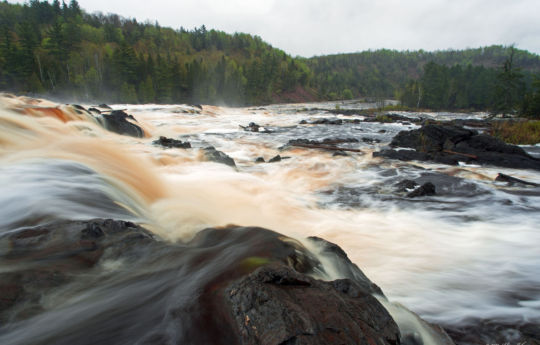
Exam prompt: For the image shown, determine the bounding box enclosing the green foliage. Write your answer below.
[0,0,311,105]
[307,46,540,101]
[493,47,525,114]
[1,1,540,106]
[522,76,540,119]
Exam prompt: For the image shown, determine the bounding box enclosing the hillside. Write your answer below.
[306,46,540,100]
[0,0,313,105]
[1,0,540,105]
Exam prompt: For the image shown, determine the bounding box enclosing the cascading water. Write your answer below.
[0,94,539,344]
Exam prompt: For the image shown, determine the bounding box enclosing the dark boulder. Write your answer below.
[98,104,112,109]
[364,113,421,124]
[311,118,343,125]
[375,124,540,170]
[88,107,101,114]
[70,104,87,113]
[153,136,191,149]
[333,151,349,157]
[226,264,400,345]
[406,182,436,198]
[390,124,477,153]
[0,219,153,323]
[395,179,419,192]
[495,173,539,187]
[204,146,236,167]
[287,137,358,147]
[255,156,265,163]
[99,110,144,138]
[268,154,282,163]
[240,122,260,132]
[362,137,381,144]
[0,220,456,345]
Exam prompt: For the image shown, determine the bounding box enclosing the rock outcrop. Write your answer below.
[153,136,191,149]
[99,110,144,137]
[203,146,236,167]
[0,219,455,345]
[374,124,540,170]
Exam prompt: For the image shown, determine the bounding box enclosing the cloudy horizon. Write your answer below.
[9,0,540,57]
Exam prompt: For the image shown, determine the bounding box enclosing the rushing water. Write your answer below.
[0,95,539,343]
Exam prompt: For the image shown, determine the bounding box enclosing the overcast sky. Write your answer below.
[13,0,540,57]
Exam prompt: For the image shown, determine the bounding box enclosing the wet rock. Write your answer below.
[287,137,358,147]
[0,220,456,345]
[268,154,282,163]
[0,219,154,323]
[395,179,419,192]
[299,119,308,124]
[495,173,539,187]
[374,124,540,170]
[362,137,381,144]
[255,156,265,163]
[240,122,260,132]
[226,264,399,345]
[153,136,191,149]
[379,129,387,133]
[98,104,112,109]
[332,151,349,157]
[444,320,540,345]
[406,182,436,198]
[69,104,88,114]
[363,113,421,124]
[191,104,203,110]
[204,146,236,167]
[88,107,101,114]
[311,118,343,125]
[99,110,144,138]
[391,124,477,152]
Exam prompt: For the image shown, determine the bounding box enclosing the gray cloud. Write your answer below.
[12,0,540,57]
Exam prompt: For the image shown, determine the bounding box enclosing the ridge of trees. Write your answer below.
[1,0,540,109]
[0,0,312,105]
[398,47,540,118]
[305,46,540,101]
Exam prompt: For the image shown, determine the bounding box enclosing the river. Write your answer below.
[0,95,539,344]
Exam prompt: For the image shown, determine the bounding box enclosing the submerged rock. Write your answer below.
[374,124,540,170]
[255,156,265,163]
[99,110,144,137]
[0,219,153,323]
[153,136,191,149]
[204,146,236,167]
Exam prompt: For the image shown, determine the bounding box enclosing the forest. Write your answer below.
[1,0,540,113]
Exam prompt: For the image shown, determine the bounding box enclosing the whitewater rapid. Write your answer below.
[1,95,539,334]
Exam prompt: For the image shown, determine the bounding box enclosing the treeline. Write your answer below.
[2,0,540,108]
[305,47,540,101]
[0,0,312,105]
[398,49,540,118]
